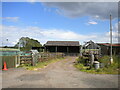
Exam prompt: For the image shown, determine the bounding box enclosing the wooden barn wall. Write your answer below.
[46,46,79,53]
[100,45,120,55]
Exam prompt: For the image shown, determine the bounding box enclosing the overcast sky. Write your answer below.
[1,2,119,46]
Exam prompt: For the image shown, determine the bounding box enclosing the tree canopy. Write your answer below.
[14,37,42,51]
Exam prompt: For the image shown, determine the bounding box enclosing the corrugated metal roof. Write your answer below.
[45,41,80,46]
[97,43,120,47]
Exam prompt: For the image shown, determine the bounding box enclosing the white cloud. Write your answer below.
[1,23,119,46]
[2,17,19,22]
[87,21,98,25]
[1,25,97,46]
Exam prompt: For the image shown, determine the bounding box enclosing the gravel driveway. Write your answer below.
[2,56,119,88]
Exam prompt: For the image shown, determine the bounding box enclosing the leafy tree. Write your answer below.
[14,37,42,51]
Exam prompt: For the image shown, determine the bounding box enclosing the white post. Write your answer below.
[110,15,113,64]
[91,53,94,65]
[90,53,94,68]
[17,39,20,67]
[80,45,82,56]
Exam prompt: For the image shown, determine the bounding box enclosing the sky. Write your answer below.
[1,2,119,46]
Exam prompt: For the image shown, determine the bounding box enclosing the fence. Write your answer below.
[19,53,64,66]
[38,53,64,62]
[1,52,65,69]
[20,55,32,65]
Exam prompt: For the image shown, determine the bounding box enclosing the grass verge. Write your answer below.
[74,63,119,74]
[74,56,119,74]
[18,57,64,70]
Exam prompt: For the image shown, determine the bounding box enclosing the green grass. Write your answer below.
[74,63,119,74]
[18,57,64,70]
[74,55,119,74]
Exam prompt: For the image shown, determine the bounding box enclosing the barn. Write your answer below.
[82,40,101,56]
[97,43,120,55]
[83,40,100,49]
[44,41,80,56]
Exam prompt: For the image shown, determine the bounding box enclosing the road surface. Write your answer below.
[2,56,119,88]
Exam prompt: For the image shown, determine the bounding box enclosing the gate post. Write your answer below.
[90,53,94,68]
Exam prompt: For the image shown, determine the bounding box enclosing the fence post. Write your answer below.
[15,55,17,67]
[32,54,35,66]
[16,54,20,67]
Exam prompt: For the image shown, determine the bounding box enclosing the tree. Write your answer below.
[14,37,42,51]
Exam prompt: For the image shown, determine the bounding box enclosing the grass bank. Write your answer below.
[74,55,119,74]
[18,57,64,70]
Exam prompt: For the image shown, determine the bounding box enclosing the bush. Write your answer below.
[113,55,119,63]
[99,55,110,67]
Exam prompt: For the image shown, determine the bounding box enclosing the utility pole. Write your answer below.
[17,39,21,67]
[110,14,113,64]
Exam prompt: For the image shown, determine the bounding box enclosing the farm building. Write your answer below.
[82,40,101,55]
[97,43,120,55]
[83,40,100,49]
[44,41,80,56]
[0,48,20,69]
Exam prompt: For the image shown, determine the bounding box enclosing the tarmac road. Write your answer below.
[2,56,119,88]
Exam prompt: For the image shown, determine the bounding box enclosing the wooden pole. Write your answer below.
[80,45,82,56]
[56,46,57,52]
[67,47,69,53]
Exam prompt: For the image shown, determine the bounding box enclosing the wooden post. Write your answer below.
[55,46,57,52]
[17,51,20,67]
[32,54,35,66]
[15,55,17,67]
[67,47,69,53]
[44,47,46,52]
